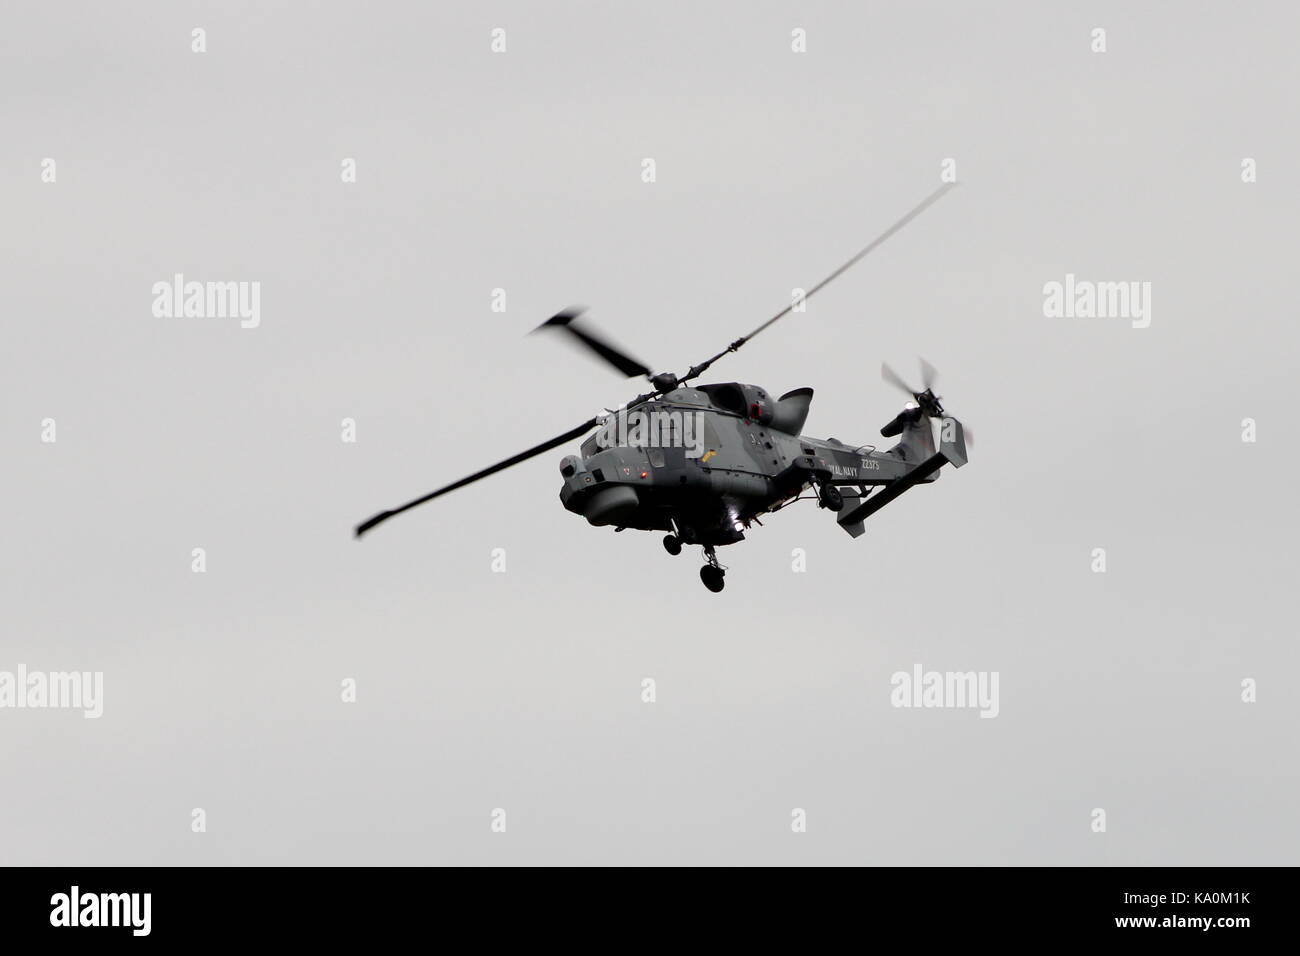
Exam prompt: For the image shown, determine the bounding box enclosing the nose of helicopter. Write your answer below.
[581,485,640,526]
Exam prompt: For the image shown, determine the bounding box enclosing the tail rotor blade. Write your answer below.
[881,361,916,396]
[919,357,938,391]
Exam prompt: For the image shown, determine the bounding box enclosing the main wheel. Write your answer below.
[662,534,682,556]
[819,485,844,511]
[699,565,725,592]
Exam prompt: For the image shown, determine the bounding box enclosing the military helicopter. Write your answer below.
[355,184,969,591]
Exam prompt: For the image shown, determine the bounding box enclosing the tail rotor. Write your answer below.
[881,359,944,417]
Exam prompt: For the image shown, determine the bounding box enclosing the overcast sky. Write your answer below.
[3,1,1297,865]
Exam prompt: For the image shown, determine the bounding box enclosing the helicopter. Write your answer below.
[355,184,969,592]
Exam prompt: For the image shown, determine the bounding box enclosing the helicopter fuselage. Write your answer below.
[557,383,941,547]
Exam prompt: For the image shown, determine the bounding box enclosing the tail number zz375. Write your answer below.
[830,459,880,478]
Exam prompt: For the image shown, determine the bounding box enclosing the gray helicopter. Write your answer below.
[356,185,969,592]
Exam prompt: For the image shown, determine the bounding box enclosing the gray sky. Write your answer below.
[3,1,1297,865]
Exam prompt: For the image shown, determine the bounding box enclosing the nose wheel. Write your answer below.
[699,545,726,592]
[662,534,683,556]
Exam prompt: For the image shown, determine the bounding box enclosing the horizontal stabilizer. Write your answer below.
[837,451,947,526]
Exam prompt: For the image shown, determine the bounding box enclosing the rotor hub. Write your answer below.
[916,389,944,417]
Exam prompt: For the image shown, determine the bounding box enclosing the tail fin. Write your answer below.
[881,406,937,469]
[881,408,969,472]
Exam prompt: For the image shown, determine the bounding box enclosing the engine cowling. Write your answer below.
[770,387,813,434]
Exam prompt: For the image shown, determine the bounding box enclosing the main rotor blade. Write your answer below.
[535,308,652,379]
[355,418,599,538]
[679,182,958,383]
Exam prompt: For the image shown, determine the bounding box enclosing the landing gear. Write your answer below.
[818,484,844,511]
[662,534,683,556]
[699,545,726,592]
